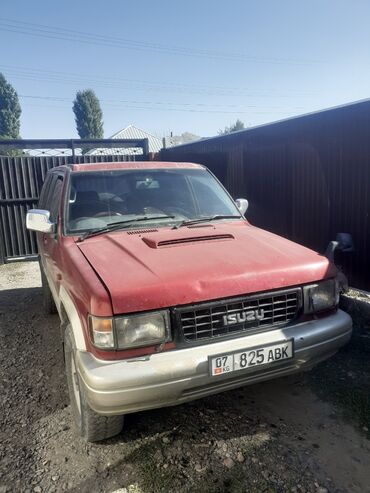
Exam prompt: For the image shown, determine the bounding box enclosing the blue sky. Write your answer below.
[1,0,370,139]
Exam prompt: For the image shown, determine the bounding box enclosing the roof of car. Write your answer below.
[67,161,204,172]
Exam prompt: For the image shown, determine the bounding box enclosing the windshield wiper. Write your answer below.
[77,215,175,241]
[172,215,241,229]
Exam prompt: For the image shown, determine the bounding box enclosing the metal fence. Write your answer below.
[161,100,370,291]
[0,139,150,263]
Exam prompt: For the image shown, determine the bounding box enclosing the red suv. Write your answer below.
[26,161,352,441]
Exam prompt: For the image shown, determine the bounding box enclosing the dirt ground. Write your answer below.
[0,262,369,493]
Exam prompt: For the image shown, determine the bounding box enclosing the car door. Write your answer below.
[40,172,65,298]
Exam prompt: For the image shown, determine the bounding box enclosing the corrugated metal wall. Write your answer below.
[0,154,138,262]
[161,100,370,290]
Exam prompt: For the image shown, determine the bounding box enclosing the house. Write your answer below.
[89,124,162,156]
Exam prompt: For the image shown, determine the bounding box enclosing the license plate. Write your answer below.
[209,339,294,376]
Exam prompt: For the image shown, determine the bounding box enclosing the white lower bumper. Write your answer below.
[76,309,352,415]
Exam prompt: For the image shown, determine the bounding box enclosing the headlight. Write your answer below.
[88,311,171,349]
[115,311,170,349]
[304,279,339,313]
[88,316,115,349]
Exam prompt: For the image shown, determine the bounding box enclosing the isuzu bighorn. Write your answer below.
[26,161,352,441]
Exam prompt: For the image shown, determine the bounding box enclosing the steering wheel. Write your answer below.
[164,206,191,217]
[93,211,123,218]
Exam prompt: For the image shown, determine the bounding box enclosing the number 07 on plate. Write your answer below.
[209,339,294,376]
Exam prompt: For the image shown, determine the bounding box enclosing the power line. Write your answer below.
[19,96,301,116]
[22,103,291,116]
[1,64,318,98]
[0,17,323,65]
[18,98,262,115]
[1,64,318,95]
[19,94,306,111]
[3,70,246,97]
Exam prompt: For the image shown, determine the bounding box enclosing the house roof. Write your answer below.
[89,124,162,156]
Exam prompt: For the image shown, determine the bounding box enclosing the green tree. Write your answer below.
[73,89,103,139]
[218,119,245,135]
[0,73,21,139]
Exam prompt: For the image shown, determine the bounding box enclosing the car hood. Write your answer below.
[76,221,335,314]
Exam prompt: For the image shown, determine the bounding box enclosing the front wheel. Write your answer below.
[64,325,124,442]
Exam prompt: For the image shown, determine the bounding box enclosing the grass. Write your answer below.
[126,441,178,493]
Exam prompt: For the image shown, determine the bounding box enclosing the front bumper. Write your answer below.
[76,309,352,415]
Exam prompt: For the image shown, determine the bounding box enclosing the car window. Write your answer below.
[189,174,236,216]
[66,168,239,233]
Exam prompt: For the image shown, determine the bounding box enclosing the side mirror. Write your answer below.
[325,232,354,262]
[26,209,55,234]
[235,198,249,216]
[336,233,354,253]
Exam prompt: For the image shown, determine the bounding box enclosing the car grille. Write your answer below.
[176,288,302,343]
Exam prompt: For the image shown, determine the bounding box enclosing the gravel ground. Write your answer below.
[0,262,370,493]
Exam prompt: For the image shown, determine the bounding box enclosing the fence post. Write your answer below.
[0,219,6,264]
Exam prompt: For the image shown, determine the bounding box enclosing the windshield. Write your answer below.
[66,168,241,234]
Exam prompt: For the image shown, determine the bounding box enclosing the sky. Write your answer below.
[1,0,370,139]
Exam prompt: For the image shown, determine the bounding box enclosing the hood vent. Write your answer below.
[127,229,158,235]
[143,233,234,248]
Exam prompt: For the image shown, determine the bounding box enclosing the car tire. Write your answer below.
[64,324,124,442]
[40,267,58,315]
